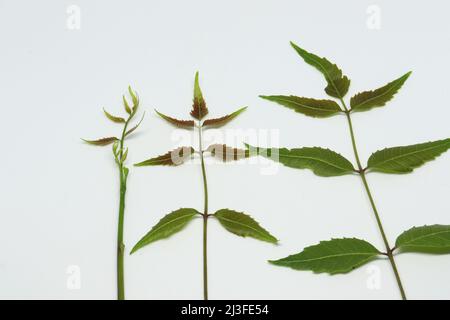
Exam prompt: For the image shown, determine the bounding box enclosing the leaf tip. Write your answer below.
[268,259,281,265]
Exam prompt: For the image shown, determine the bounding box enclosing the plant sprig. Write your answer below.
[251,42,450,300]
[83,86,144,300]
[131,72,278,300]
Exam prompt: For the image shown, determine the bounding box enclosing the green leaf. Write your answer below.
[350,72,412,112]
[190,72,209,120]
[395,225,450,254]
[367,138,450,174]
[269,238,380,274]
[290,41,350,99]
[128,86,139,110]
[112,141,119,155]
[246,144,355,177]
[214,209,278,244]
[131,208,200,253]
[125,112,145,137]
[202,107,247,128]
[206,144,250,162]
[123,95,132,114]
[134,146,195,166]
[82,137,119,146]
[259,96,342,118]
[121,148,128,162]
[155,110,195,129]
[103,108,125,123]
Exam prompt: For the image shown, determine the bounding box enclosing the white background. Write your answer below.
[0,0,449,300]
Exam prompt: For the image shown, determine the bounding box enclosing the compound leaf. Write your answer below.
[134,146,195,166]
[395,225,450,254]
[246,144,355,177]
[202,106,247,128]
[214,209,278,244]
[290,41,350,99]
[259,96,342,118]
[367,138,450,174]
[269,238,380,274]
[350,72,412,112]
[130,208,200,253]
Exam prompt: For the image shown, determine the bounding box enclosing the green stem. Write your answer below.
[341,103,407,300]
[117,164,126,300]
[359,172,406,300]
[198,120,209,300]
[116,118,130,300]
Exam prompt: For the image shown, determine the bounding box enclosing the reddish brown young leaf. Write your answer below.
[82,137,119,146]
[155,110,195,129]
[202,107,247,128]
[190,72,209,120]
[206,144,249,162]
[125,112,146,137]
[135,146,195,166]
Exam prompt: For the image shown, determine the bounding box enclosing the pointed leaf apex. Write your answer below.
[194,71,203,99]
[190,72,208,119]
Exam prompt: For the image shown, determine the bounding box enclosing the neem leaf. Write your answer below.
[155,110,195,129]
[202,107,247,128]
[269,238,381,274]
[367,138,450,174]
[134,146,195,166]
[130,208,200,253]
[206,144,249,162]
[125,112,145,137]
[395,225,450,254]
[128,86,139,111]
[123,95,132,114]
[190,72,209,120]
[103,108,125,123]
[214,209,278,244]
[246,144,355,177]
[350,72,412,112]
[290,41,350,99]
[82,137,119,146]
[259,96,342,118]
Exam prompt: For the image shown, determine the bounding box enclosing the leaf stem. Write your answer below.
[117,164,126,300]
[341,101,407,300]
[198,120,209,300]
[116,117,131,300]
